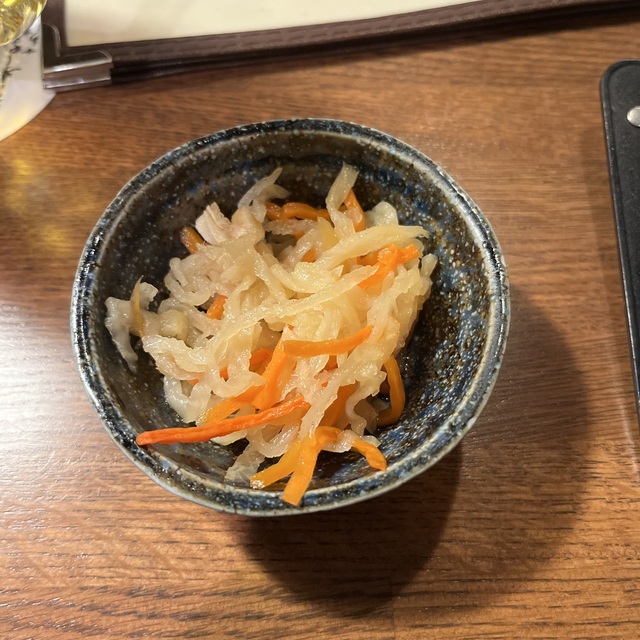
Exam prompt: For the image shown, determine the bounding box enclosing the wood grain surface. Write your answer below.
[3,8,640,639]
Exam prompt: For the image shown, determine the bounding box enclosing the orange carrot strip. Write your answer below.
[316,425,342,438]
[350,439,388,470]
[249,348,274,369]
[282,203,331,221]
[358,246,397,289]
[198,385,262,426]
[324,355,338,370]
[281,426,340,506]
[396,244,421,263]
[358,244,420,289]
[283,325,373,358]
[317,426,387,471]
[136,396,309,445]
[256,425,386,503]
[378,356,406,426]
[250,437,303,489]
[180,226,205,254]
[131,279,145,338]
[343,189,365,232]
[200,396,248,425]
[321,384,356,427]
[312,425,386,470]
[265,201,330,222]
[359,249,381,266]
[201,395,308,437]
[301,247,317,262]
[205,293,227,320]
[251,338,291,411]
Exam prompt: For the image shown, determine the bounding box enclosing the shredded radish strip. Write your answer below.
[131,279,145,338]
[105,164,436,505]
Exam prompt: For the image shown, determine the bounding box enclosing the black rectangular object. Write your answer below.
[602,60,640,415]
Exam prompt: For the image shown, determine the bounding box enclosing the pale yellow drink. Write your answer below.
[0,0,46,46]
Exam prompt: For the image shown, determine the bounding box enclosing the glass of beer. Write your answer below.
[0,0,47,46]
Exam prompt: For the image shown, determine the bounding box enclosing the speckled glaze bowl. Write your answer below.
[72,118,509,516]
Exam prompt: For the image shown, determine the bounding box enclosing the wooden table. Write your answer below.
[3,8,640,639]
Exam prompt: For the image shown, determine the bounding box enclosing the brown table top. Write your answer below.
[3,8,640,639]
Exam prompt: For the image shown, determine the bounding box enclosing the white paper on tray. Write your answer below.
[65,0,481,47]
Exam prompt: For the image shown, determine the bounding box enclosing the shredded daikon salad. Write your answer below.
[105,164,437,505]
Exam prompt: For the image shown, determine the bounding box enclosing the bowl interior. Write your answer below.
[74,119,508,515]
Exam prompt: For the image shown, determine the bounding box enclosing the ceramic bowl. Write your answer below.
[71,118,509,516]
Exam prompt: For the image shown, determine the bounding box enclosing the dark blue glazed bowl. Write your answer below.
[72,119,509,516]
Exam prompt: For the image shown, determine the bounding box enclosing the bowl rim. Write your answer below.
[71,117,510,516]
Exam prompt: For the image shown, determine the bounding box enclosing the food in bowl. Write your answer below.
[72,118,509,516]
[105,164,437,505]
